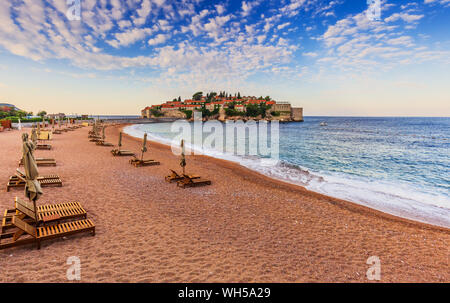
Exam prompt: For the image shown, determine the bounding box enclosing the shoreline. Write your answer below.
[121,124,450,232]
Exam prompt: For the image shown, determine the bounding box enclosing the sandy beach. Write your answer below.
[0,125,448,283]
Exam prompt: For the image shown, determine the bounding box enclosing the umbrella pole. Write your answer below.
[32,198,38,224]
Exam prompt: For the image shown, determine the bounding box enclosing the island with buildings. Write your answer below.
[141,92,303,122]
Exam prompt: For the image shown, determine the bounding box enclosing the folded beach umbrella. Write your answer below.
[22,135,43,222]
[52,118,55,130]
[141,133,148,161]
[180,139,186,175]
[118,131,123,149]
[102,125,106,140]
[30,127,38,146]
[37,121,41,137]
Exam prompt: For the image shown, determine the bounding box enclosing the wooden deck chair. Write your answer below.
[111,149,135,157]
[1,198,87,232]
[7,170,62,192]
[15,169,60,181]
[165,170,200,183]
[35,143,52,150]
[96,140,114,146]
[0,215,95,250]
[19,158,56,167]
[129,157,160,167]
[177,174,211,188]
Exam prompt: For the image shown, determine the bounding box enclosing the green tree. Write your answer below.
[182,110,193,119]
[245,104,260,117]
[16,110,27,118]
[150,108,163,117]
[193,92,203,101]
[265,96,271,101]
[37,110,47,118]
[178,96,181,102]
[225,108,244,116]
[259,103,271,118]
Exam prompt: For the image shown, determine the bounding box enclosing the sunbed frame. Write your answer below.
[111,149,135,157]
[35,144,52,150]
[7,170,62,192]
[129,156,160,167]
[165,170,199,183]
[177,174,211,188]
[19,158,56,167]
[0,216,95,250]
[1,198,87,232]
[96,140,114,146]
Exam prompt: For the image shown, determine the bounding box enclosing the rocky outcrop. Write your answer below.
[159,110,186,119]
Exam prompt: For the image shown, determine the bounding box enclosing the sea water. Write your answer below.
[124,117,450,228]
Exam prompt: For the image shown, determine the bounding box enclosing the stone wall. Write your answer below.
[291,107,303,122]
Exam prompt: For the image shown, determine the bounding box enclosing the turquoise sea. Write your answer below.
[124,117,450,228]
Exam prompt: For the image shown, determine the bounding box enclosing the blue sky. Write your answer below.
[0,0,449,115]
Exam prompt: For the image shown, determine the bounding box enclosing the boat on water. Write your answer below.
[320,122,328,126]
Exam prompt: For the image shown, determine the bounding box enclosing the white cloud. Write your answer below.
[303,52,318,57]
[148,34,169,46]
[385,13,424,23]
[424,0,450,6]
[277,22,291,30]
[107,28,153,48]
[215,4,226,15]
[242,1,260,17]
[280,0,307,17]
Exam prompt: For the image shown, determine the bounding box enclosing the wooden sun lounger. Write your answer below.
[96,141,114,146]
[177,174,211,188]
[1,198,87,231]
[35,144,52,150]
[7,170,62,192]
[129,157,160,167]
[0,216,95,250]
[165,169,199,183]
[111,149,135,157]
[19,158,56,167]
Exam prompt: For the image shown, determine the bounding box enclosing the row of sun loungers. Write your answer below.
[1,123,94,250]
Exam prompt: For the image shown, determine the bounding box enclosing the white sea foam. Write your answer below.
[124,124,450,229]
